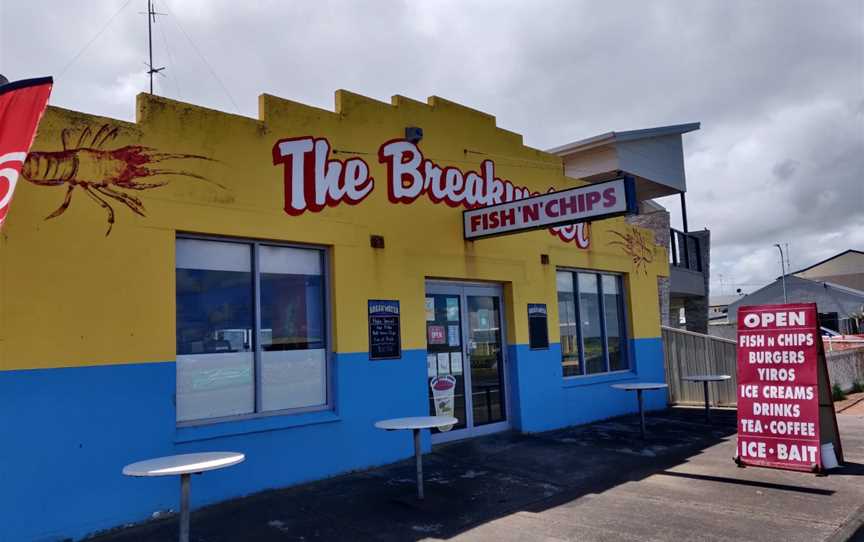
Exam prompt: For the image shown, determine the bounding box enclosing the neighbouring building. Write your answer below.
[547,123,709,333]
[792,249,864,291]
[1,90,695,541]
[709,294,742,324]
[726,275,864,334]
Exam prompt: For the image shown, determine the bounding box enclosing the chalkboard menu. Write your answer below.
[368,300,401,360]
[528,303,549,350]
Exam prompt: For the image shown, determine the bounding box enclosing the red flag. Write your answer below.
[0,76,53,230]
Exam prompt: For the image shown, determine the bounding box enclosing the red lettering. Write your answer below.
[488,210,500,229]
[586,191,601,210]
[273,136,373,216]
[273,136,593,248]
[603,187,617,207]
[560,195,579,215]
[379,140,423,204]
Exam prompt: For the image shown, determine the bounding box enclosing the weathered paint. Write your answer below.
[0,90,670,541]
[1,91,667,371]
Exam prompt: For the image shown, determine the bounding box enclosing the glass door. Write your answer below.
[466,292,506,428]
[425,282,509,443]
[424,291,468,433]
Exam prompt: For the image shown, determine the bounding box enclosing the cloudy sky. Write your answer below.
[2,0,862,296]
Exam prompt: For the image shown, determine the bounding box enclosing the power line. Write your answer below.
[57,0,136,78]
[161,0,240,113]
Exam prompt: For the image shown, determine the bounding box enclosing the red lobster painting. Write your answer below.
[21,124,222,235]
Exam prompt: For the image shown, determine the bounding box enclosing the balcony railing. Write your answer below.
[669,228,702,272]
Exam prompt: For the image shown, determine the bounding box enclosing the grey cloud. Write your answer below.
[1,0,861,294]
[772,159,799,180]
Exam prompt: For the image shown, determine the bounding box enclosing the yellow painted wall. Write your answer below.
[0,91,667,371]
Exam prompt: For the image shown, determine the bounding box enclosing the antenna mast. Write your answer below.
[146,0,165,94]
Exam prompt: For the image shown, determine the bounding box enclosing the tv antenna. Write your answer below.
[143,0,166,94]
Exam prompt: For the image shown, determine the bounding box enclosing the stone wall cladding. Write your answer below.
[657,277,671,327]
[627,207,672,327]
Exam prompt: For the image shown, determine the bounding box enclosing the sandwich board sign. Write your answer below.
[735,302,843,473]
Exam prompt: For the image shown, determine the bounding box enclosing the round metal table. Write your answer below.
[123,451,245,542]
[374,416,458,499]
[682,374,732,422]
[611,382,668,438]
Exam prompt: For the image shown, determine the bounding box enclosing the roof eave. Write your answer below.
[546,122,701,158]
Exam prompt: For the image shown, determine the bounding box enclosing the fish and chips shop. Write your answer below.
[1,89,671,541]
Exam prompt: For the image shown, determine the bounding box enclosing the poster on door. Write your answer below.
[736,303,842,472]
[428,325,446,345]
[430,375,456,431]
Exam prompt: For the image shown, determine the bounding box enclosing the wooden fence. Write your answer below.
[662,325,738,406]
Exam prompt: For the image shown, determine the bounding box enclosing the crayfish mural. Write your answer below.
[607,226,656,275]
[21,123,223,235]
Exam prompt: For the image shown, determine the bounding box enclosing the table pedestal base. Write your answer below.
[413,428,424,500]
[180,473,190,542]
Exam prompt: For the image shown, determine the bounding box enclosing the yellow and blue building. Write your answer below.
[2,90,675,541]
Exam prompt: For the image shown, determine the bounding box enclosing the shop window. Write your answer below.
[176,237,328,423]
[555,270,629,377]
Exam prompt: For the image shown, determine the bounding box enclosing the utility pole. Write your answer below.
[774,244,788,304]
[145,0,164,94]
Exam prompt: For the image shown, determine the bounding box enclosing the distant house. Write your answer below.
[792,249,864,291]
[709,294,743,324]
[726,275,864,334]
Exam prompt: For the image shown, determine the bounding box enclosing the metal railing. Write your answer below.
[669,228,702,272]
[662,325,737,406]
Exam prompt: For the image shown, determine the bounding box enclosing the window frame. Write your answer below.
[556,267,631,379]
[175,233,333,427]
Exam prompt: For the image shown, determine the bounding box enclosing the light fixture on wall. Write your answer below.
[370,235,385,249]
[405,126,423,143]
[540,254,550,265]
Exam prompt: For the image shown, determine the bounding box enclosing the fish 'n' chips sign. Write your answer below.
[736,303,843,473]
[463,177,636,240]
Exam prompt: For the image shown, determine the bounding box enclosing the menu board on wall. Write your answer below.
[368,300,401,360]
[528,303,549,350]
[736,303,843,472]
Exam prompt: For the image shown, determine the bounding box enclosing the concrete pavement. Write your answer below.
[90,407,864,542]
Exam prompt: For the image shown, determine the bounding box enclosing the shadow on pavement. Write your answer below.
[89,407,741,542]
[659,470,835,495]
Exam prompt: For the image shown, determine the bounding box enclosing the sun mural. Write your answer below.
[21,124,224,235]
[607,226,656,275]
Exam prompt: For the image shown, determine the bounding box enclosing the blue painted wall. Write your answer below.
[0,350,428,542]
[1,338,665,541]
[507,338,667,432]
